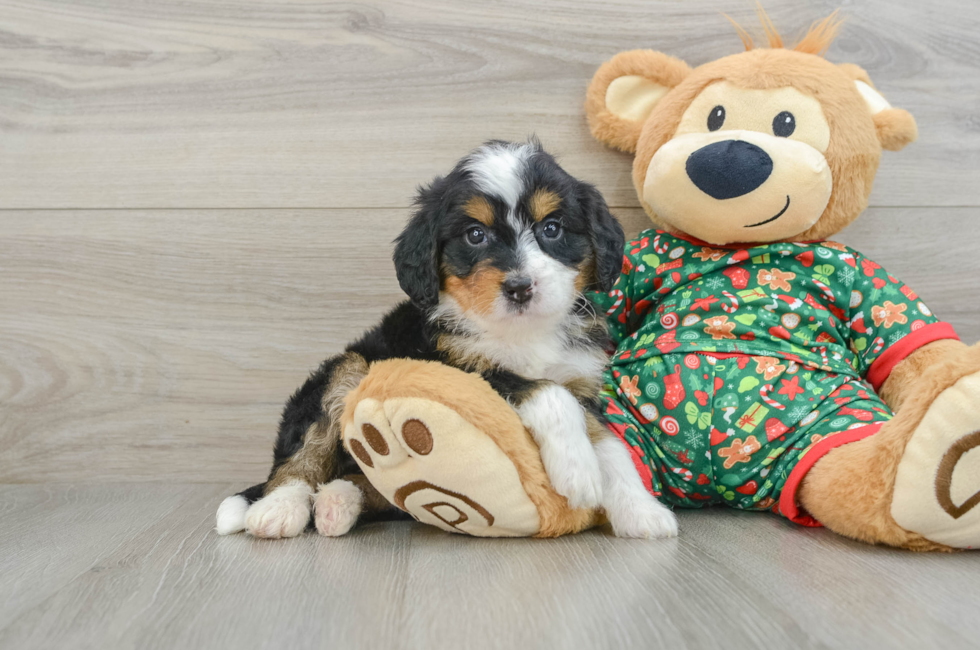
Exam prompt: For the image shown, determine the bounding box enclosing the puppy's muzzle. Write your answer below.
[686,140,773,200]
[502,276,534,306]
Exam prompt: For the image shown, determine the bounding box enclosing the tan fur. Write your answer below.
[435,333,496,374]
[585,49,692,154]
[726,8,843,55]
[874,108,919,151]
[799,342,980,551]
[341,359,602,537]
[267,352,369,491]
[463,195,495,226]
[529,189,561,221]
[627,48,883,243]
[341,473,393,515]
[443,262,505,316]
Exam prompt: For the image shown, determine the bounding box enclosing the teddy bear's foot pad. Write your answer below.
[892,370,980,549]
[344,396,541,537]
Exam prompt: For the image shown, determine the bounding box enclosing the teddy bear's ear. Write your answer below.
[586,50,692,154]
[839,63,918,152]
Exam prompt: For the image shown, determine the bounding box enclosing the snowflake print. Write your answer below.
[839,267,855,286]
[706,277,726,290]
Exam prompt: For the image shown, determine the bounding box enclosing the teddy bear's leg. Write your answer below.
[337,359,600,537]
[799,344,980,550]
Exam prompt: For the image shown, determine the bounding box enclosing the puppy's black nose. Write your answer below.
[686,140,773,200]
[503,277,533,305]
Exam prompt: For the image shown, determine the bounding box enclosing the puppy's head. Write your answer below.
[393,140,624,325]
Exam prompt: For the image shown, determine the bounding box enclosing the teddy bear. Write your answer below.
[339,11,979,550]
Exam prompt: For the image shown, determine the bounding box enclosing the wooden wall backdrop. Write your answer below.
[2,0,979,483]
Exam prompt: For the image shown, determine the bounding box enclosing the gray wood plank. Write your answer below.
[0,484,976,650]
[1,0,978,209]
[2,208,978,483]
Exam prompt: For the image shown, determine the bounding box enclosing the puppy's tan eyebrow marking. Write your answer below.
[529,189,561,222]
[463,196,495,226]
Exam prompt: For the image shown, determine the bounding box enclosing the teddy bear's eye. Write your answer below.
[707,105,726,131]
[773,111,796,137]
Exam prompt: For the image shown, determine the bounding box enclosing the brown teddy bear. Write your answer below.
[578,11,979,551]
[338,12,979,550]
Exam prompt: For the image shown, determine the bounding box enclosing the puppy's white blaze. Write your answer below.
[595,437,678,539]
[244,480,313,539]
[516,384,603,509]
[314,479,363,537]
[464,142,534,209]
[215,494,249,535]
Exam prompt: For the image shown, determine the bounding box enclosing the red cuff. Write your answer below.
[779,423,884,526]
[865,322,959,392]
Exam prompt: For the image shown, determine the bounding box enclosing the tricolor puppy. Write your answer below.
[216,140,678,540]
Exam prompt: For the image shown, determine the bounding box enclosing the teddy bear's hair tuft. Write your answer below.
[724,6,844,57]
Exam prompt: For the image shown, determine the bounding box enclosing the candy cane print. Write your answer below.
[605,289,624,315]
[671,467,693,482]
[651,234,670,254]
[812,279,836,303]
[760,384,786,411]
[721,290,739,313]
[871,336,885,355]
[816,346,830,367]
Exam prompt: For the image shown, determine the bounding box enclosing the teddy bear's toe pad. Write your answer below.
[343,396,541,537]
[892,370,980,549]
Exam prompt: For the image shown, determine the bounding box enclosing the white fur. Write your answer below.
[215,495,249,535]
[463,141,535,209]
[595,436,678,539]
[516,384,603,509]
[244,480,313,539]
[313,479,363,537]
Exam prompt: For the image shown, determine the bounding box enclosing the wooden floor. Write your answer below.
[2,484,979,650]
[2,0,979,648]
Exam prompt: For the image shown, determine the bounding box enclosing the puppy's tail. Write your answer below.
[215,482,266,535]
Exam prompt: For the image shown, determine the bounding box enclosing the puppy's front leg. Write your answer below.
[483,370,603,509]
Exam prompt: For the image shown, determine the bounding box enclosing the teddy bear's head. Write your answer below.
[586,12,917,245]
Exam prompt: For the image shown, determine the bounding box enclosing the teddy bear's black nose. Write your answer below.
[686,140,773,200]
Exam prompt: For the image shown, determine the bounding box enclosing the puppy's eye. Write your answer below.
[707,105,725,131]
[773,111,796,137]
[465,226,486,245]
[541,221,562,239]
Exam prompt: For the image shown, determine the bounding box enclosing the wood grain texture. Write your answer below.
[1,0,979,209]
[0,484,977,650]
[2,207,979,483]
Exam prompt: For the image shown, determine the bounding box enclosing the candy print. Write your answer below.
[659,416,680,436]
[593,230,951,520]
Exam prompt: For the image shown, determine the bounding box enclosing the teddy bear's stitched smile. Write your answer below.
[745,195,791,228]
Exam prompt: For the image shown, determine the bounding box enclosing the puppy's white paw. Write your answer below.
[609,495,678,539]
[517,384,603,509]
[542,445,604,510]
[244,481,312,539]
[215,495,249,535]
[314,479,363,537]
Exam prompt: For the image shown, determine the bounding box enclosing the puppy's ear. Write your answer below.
[393,182,443,308]
[579,183,625,293]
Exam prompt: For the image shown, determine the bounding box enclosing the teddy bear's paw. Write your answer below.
[244,480,313,539]
[343,396,542,537]
[891,369,980,549]
[313,479,363,537]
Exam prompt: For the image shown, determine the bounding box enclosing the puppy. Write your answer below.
[216,140,678,539]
